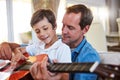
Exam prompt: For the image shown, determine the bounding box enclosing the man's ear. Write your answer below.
[82,25,90,34]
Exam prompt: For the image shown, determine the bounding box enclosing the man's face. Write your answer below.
[62,13,84,48]
[33,17,56,44]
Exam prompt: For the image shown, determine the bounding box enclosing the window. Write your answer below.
[13,0,32,43]
[0,0,8,42]
[0,0,32,44]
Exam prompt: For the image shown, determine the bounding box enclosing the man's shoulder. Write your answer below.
[79,42,100,62]
[81,43,99,58]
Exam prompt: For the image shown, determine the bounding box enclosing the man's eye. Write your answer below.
[68,26,74,30]
[43,27,48,30]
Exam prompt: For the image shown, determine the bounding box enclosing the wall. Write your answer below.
[67,0,106,7]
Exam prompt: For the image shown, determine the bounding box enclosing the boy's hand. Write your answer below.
[10,47,27,69]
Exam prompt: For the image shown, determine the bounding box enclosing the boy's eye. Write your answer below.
[35,29,40,34]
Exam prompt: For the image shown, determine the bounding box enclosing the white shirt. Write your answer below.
[26,39,71,63]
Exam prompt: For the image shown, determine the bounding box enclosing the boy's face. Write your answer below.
[33,17,56,44]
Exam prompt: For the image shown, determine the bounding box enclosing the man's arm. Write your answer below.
[0,42,20,60]
[9,42,20,51]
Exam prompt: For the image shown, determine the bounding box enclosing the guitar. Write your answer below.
[0,53,48,80]
[1,54,120,80]
[16,61,120,79]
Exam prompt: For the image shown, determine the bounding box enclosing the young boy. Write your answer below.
[11,9,71,65]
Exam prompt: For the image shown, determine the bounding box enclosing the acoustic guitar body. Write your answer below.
[8,53,48,80]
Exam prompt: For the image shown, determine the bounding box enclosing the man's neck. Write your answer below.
[69,36,85,48]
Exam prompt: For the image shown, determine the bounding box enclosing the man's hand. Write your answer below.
[0,42,12,60]
[30,56,62,80]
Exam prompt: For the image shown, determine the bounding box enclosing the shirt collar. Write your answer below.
[72,37,86,54]
[39,39,62,50]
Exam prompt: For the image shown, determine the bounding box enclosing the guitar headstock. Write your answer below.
[94,63,120,79]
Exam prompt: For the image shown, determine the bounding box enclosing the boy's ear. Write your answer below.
[82,25,90,34]
[53,23,57,30]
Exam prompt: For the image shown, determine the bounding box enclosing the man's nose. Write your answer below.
[62,26,68,34]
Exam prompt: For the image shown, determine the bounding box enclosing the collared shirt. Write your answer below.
[70,37,100,80]
[26,39,71,63]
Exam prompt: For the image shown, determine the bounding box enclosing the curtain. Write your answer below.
[32,0,60,17]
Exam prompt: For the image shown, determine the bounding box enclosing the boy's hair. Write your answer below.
[30,9,56,29]
[66,4,93,30]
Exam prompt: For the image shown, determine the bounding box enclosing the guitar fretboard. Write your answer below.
[15,62,98,73]
[47,63,94,73]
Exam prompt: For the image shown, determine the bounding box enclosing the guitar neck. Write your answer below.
[15,61,120,79]
[15,61,98,73]
[47,62,97,73]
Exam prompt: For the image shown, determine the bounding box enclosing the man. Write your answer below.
[61,4,100,80]
[0,4,100,80]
